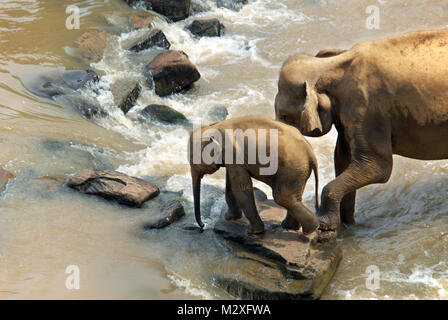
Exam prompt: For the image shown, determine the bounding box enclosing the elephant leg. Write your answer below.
[281,211,301,230]
[227,166,264,234]
[335,135,356,225]
[318,153,392,231]
[224,170,243,221]
[274,179,319,235]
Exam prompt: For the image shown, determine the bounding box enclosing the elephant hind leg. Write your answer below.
[281,211,301,230]
[227,166,264,235]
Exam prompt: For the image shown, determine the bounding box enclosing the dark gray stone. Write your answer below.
[207,106,228,122]
[67,169,160,207]
[110,80,142,114]
[143,200,185,229]
[129,29,171,52]
[215,0,248,11]
[139,104,187,124]
[124,0,191,22]
[187,19,225,38]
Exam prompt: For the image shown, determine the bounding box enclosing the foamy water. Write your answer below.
[0,0,447,299]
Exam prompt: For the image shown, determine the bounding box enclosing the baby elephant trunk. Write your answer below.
[192,170,205,231]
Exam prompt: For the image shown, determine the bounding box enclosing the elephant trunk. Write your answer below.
[192,169,205,231]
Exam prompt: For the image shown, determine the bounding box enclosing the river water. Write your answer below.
[0,0,447,299]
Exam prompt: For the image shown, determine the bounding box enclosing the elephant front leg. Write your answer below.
[281,211,301,230]
[227,165,264,234]
[318,155,392,231]
[335,136,356,225]
[224,170,243,221]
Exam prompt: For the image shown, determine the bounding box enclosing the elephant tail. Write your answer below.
[311,156,319,211]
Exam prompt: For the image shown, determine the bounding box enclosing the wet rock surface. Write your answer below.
[187,19,225,38]
[143,200,185,229]
[129,12,155,29]
[76,28,112,62]
[129,29,171,52]
[212,189,342,299]
[125,0,191,22]
[207,106,228,123]
[110,79,142,114]
[31,175,67,195]
[215,0,248,11]
[67,169,160,207]
[145,50,200,97]
[139,104,188,124]
[0,168,14,191]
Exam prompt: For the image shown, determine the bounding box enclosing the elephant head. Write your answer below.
[274,53,336,137]
[188,127,223,230]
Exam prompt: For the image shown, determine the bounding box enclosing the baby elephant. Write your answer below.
[188,116,320,235]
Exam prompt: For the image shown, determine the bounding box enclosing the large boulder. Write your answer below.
[145,50,200,97]
[212,189,342,299]
[124,0,191,22]
[0,168,14,191]
[143,200,185,229]
[110,79,142,114]
[76,28,111,62]
[187,19,225,38]
[67,169,160,207]
[129,29,171,52]
[139,104,187,124]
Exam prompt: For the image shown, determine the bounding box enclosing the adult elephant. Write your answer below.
[274,28,448,231]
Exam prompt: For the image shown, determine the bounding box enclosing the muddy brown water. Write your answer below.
[0,0,447,299]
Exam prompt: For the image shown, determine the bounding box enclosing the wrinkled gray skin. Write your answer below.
[188,116,320,235]
[275,29,448,230]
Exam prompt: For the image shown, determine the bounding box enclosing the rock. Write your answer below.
[187,19,225,38]
[215,0,248,11]
[0,168,14,191]
[212,190,342,300]
[31,175,67,195]
[30,70,98,99]
[130,0,191,22]
[129,12,154,29]
[207,106,228,123]
[67,169,160,207]
[76,28,111,62]
[143,200,185,229]
[139,104,187,124]
[129,29,171,52]
[145,50,200,97]
[56,94,106,119]
[110,80,142,114]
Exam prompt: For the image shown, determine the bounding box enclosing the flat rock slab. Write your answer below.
[212,192,342,299]
[143,200,185,229]
[129,29,171,52]
[129,12,155,29]
[0,168,14,191]
[67,169,160,207]
[145,50,200,97]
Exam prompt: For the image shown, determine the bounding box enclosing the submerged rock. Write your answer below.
[215,0,248,11]
[67,169,160,207]
[76,28,111,62]
[110,79,142,114]
[212,189,342,300]
[139,104,188,124]
[56,94,106,119]
[143,200,185,229]
[129,12,155,29]
[145,50,200,97]
[207,106,228,123]
[31,175,67,195]
[124,0,191,22]
[0,168,14,191]
[129,29,171,52]
[187,19,225,38]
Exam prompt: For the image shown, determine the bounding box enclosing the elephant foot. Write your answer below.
[301,217,319,235]
[281,216,301,231]
[224,209,242,221]
[341,213,355,225]
[247,221,265,235]
[317,210,340,231]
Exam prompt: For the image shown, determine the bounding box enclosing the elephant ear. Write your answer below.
[300,81,323,134]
